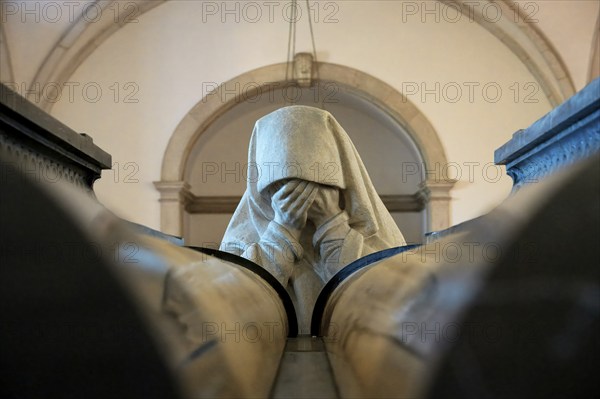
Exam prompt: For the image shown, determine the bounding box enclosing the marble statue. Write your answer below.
[221,105,406,332]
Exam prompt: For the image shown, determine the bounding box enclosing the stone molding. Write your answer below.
[495,78,600,190]
[0,83,111,190]
[186,193,428,215]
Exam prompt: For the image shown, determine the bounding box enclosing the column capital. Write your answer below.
[153,180,193,203]
[419,179,457,232]
[418,179,457,200]
[153,180,192,236]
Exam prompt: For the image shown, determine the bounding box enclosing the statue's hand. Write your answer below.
[272,180,319,238]
[308,185,342,228]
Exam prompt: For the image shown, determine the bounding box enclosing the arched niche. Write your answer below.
[155,62,455,242]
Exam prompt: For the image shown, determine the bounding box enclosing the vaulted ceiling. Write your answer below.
[1,0,598,111]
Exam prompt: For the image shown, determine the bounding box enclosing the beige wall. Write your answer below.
[2,0,598,235]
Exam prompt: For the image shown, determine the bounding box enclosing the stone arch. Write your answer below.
[0,24,14,83]
[448,0,575,104]
[155,62,455,236]
[28,0,165,111]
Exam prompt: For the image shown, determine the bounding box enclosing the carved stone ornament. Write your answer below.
[293,53,313,88]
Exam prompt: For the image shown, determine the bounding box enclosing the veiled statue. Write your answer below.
[221,105,405,332]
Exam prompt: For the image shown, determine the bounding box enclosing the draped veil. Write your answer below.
[220,105,406,331]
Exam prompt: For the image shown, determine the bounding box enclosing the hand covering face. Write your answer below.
[221,105,406,332]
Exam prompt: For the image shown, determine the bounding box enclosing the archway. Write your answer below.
[155,62,455,241]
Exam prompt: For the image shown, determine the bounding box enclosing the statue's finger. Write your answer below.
[272,194,293,213]
[291,182,318,213]
[291,181,314,203]
[283,180,308,202]
[276,179,301,200]
[297,185,319,214]
[272,180,298,203]
[266,181,283,198]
